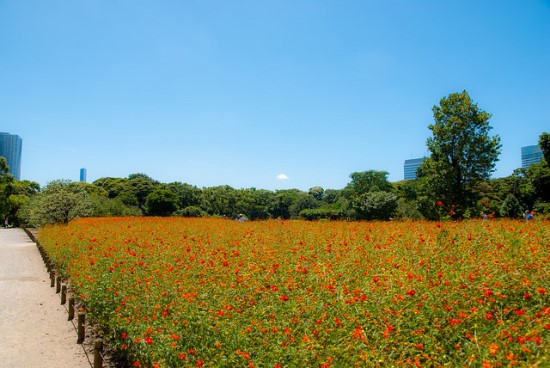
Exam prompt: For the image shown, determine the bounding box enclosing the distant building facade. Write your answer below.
[521,145,542,169]
[80,168,87,182]
[0,132,22,180]
[404,157,424,180]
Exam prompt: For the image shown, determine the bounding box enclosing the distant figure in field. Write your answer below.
[524,210,534,221]
[482,211,488,220]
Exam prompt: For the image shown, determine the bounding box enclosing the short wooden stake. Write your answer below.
[68,296,75,320]
[77,313,85,344]
[61,284,67,305]
[55,276,61,293]
[94,339,103,368]
[50,271,55,287]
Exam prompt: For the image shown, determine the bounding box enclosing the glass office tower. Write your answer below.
[80,168,87,182]
[0,132,22,180]
[521,145,542,169]
[404,157,424,180]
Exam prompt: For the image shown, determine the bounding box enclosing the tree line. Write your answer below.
[2,91,549,227]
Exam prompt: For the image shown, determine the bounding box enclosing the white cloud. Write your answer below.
[276,173,289,180]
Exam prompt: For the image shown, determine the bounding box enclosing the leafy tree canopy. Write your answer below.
[19,180,94,226]
[418,91,501,217]
[146,189,179,216]
[344,170,393,199]
[539,132,550,164]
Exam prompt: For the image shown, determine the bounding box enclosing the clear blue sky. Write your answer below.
[1,1,549,191]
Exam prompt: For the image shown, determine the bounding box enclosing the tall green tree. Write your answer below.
[146,189,179,216]
[344,171,393,197]
[270,189,304,219]
[0,157,14,223]
[418,91,501,218]
[200,186,237,217]
[344,170,396,220]
[539,132,550,164]
[234,188,274,220]
[165,182,202,209]
[19,180,94,226]
[8,180,40,226]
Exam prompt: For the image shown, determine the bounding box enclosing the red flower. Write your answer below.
[437,201,443,207]
[279,295,289,301]
[133,363,141,367]
[121,332,127,339]
[407,289,416,296]
[449,318,462,325]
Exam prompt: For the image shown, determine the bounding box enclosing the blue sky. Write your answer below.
[1,1,549,191]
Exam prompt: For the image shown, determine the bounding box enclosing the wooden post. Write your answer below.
[55,276,61,293]
[61,284,67,305]
[50,271,55,287]
[77,313,85,344]
[94,339,103,368]
[68,296,75,320]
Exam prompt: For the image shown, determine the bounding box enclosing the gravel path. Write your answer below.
[0,228,91,368]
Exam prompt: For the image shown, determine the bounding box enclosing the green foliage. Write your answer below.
[271,189,304,219]
[351,191,398,220]
[344,170,393,198]
[234,188,274,220]
[19,180,94,227]
[200,186,237,217]
[1,159,40,226]
[89,195,141,217]
[145,189,179,216]
[164,182,202,209]
[289,193,320,219]
[323,189,345,204]
[0,156,10,177]
[526,161,550,203]
[308,186,324,200]
[0,161,14,223]
[395,198,423,220]
[299,203,348,220]
[173,206,207,218]
[499,194,522,218]
[539,132,550,164]
[343,170,395,220]
[418,91,501,218]
[93,174,159,214]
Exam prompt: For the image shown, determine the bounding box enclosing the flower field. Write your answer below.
[38,217,549,367]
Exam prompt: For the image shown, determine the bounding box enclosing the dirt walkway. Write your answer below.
[0,228,91,368]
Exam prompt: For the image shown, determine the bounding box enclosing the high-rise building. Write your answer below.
[404,157,424,180]
[521,145,542,169]
[0,132,22,180]
[80,168,87,182]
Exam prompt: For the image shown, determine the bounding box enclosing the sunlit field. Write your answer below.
[38,217,549,367]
